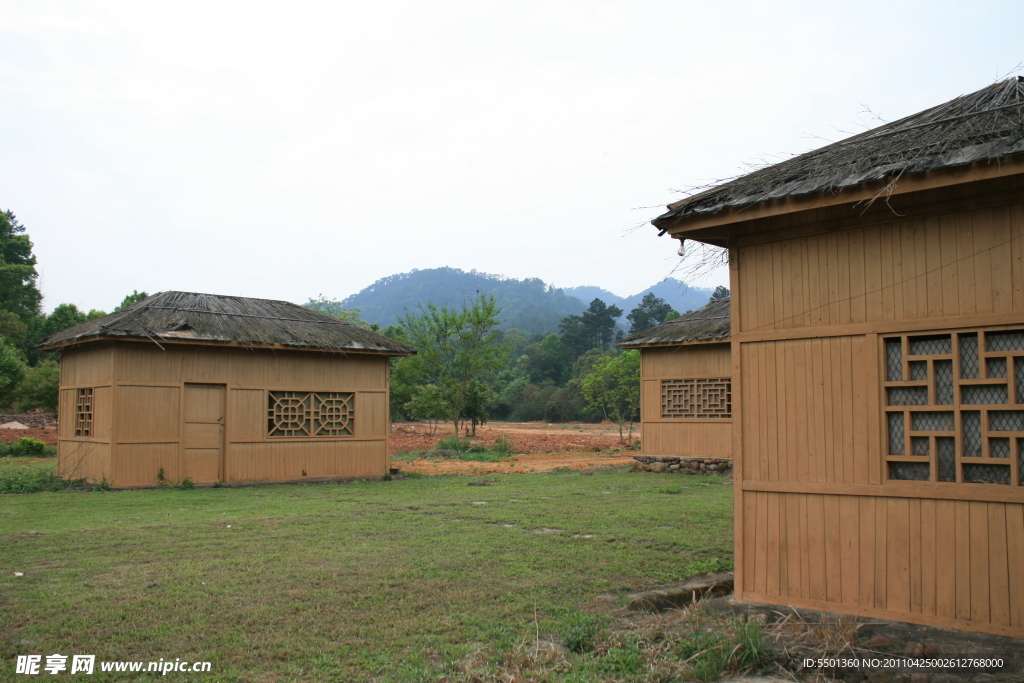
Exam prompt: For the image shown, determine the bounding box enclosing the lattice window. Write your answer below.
[75,388,93,437]
[883,327,1024,485]
[268,391,354,437]
[661,379,731,419]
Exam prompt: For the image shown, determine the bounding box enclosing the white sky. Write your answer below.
[2,1,1022,314]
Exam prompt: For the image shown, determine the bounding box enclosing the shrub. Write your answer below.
[0,467,64,493]
[491,433,515,454]
[559,612,604,653]
[437,435,472,452]
[15,360,59,413]
[175,477,195,490]
[15,437,48,455]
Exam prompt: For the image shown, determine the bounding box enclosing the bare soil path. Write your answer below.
[391,421,640,475]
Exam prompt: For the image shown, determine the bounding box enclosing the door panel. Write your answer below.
[183,384,225,483]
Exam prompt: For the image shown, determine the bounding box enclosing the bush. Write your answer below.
[15,437,48,455]
[0,437,55,457]
[437,435,472,452]
[0,466,64,493]
[15,360,59,413]
[491,433,515,454]
[560,612,604,653]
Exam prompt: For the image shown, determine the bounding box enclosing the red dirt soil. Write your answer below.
[391,421,639,475]
[7,421,641,474]
[0,426,57,445]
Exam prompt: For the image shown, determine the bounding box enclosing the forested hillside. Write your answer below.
[341,268,586,333]
[563,279,714,319]
[340,267,716,334]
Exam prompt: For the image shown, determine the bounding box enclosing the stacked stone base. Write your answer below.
[633,456,732,474]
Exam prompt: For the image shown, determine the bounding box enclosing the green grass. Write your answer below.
[1,471,733,682]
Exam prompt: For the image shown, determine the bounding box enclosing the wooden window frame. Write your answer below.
[660,378,732,419]
[882,326,1024,486]
[267,391,355,438]
[75,388,93,437]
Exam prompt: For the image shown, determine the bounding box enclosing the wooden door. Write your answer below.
[183,384,225,483]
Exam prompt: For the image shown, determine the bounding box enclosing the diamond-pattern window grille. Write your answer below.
[889,462,930,481]
[1019,439,1024,486]
[909,361,928,381]
[1016,357,1024,403]
[937,437,956,482]
[962,411,982,457]
[986,330,1024,352]
[961,384,1008,405]
[268,391,354,437]
[75,388,93,437]
[885,328,1024,487]
[987,357,1007,379]
[989,410,1024,432]
[661,379,731,418]
[934,360,953,404]
[963,463,1010,485]
[887,412,905,454]
[887,387,928,406]
[885,339,903,381]
[989,437,1010,459]
[909,335,952,356]
[910,411,954,432]
[959,334,979,379]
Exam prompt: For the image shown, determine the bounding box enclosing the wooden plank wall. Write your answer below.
[640,344,732,457]
[57,348,113,483]
[58,343,390,487]
[732,193,1024,637]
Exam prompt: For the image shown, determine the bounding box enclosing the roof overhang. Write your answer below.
[40,334,415,356]
[655,154,1024,247]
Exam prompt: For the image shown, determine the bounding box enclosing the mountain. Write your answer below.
[341,268,587,334]
[564,279,716,317]
[339,268,719,335]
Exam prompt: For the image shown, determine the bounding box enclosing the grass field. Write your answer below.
[1,465,733,681]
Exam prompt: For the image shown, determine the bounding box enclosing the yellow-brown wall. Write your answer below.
[640,344,732,457]
[58,342,390,487]
[727,175,1024,637]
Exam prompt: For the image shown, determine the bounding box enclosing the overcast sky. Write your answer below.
[2,1,1022,314]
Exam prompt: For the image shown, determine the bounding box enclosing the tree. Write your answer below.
[115,290,149,311]
[710,285,730,301]
[0,338,27,410]
[404,384,449,435]
[0,211,42,330]
[15,359,59,413]
[559,298,623,358]
[461,379,495,435]
[304,295,372,329]
[397,294,508,434]
[581,350,640,443]
[626,293,674,334]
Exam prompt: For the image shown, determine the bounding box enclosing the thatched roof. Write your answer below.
[619,299,730,348]
[39,291,415,355]
[654,77,1024,229]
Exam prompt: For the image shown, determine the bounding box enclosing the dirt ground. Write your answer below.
[3,420,642,474]
[391,421,640,475]
[0,426,57,445]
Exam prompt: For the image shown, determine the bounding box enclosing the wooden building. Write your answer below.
[39,291,414,488]
[651,78,1024,637]
[620,299,732,459]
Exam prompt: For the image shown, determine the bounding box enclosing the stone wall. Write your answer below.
[632,455,732,475]
[0,413,57,428]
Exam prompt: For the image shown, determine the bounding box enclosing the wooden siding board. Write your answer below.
[955,501,972,621]
[988,503,1011,627]
[935,499,958,620]
[1007,503,1024,628]
[969,500,991,624]
[920,498,937,618]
